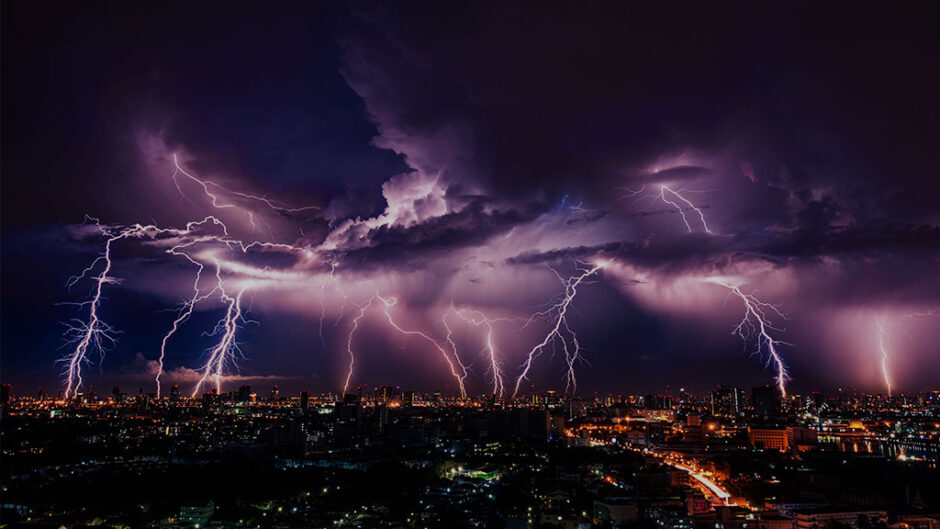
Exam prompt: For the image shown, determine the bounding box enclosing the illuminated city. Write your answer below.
[2,2,939,529]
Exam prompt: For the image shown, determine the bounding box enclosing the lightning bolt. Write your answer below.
[875,318,892,397]
[191,278,251,397]
[873,310,939,397]
[59,225,121,399]
[318,261,349,348]
[60,216,231,398]
[343,294,468,398]
[61,148,332,398]
[171,154,319,222]
[659,185,714,234]
[512,260,606,399]
[618,182,715,234]
[154,237,222,396]
[343,297,372,395]
[444,306,507,398]
[707,278,791,397]
[61,210,320,398]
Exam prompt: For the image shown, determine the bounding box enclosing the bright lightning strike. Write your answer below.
[444,306,507,398]
[343,294,469,398]
[872,310,939,397]
[875,318,892,397]
[318,261,348,348]
[192,282,251,397]
[61,210,317,398]
[618,183,715,234]
[659,185,714,234]
[513,260,605,398]
[60,216,230,399]
[154,237,222,396]
[171,154,319,223]
[706,278,791,397]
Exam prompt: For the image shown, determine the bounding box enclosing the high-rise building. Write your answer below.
[339,393,361,423]
[376,385,394,404]
[202,391,220,410]
[170,384,181,402]
[270,384,279,402]
[752,384,780,416]
[658,395,674,410]
[238,385,252,403]
[643,393,674,410]
[299,391,309,412]
[711,385,743,417]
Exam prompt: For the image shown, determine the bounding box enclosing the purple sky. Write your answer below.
[2,2,939,397]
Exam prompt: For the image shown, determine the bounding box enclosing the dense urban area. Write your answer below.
[0,384,937,529]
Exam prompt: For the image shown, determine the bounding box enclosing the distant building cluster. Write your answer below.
[0,383,938,528]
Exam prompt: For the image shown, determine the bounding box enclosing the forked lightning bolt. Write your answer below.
[62,211,317,398]
[60,216,228,398]
[707,278,791,397]
[318,261,348,348]
[171,154,319,223]
[659,185,714,234]
[619,183,714,234]
[444,306,507,398]
[513,261,606,398]
[155,237,222,396]
[192,282,251,397]
[343,294,469,398]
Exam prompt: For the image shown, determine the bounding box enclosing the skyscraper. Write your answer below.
[711,385,743,417]
[752,384,780,416]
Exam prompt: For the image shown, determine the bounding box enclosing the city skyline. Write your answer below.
[3,4,939,528]
[3,3,940,399]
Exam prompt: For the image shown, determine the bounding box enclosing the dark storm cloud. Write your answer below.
[760,224,940,261]
[341,199,550,269]
[507,241,634,266]
[631,166,714,184]
[510,222,940,273]
[339,1,761,200]
[5,1,940,395]
[341,5,784,199]
[340,1,940,225]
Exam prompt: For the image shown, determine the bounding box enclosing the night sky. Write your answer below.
[3,2,939,397]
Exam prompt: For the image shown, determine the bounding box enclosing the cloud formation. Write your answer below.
[4,2,940,397]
